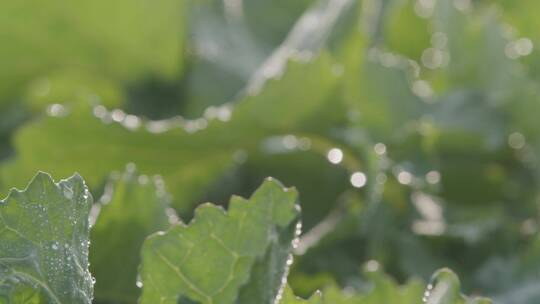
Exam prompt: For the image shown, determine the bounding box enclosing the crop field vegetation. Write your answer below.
[0,0,539,303]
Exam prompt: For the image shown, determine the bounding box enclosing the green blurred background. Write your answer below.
[2,0,540,303]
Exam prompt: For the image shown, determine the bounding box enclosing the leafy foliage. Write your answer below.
[0,55,339,213]
[1,0,540,302]
[138,178,300,304]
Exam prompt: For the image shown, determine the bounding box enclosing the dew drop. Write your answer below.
[412,80,434,99]
[508,132,526,149]
[350,172,367,188]
[47,104,68,117]
[93,105,107,118]
[217,105,232,122]
[282,135,298,150]
[327,148,343,164]
[373,143,387,155]
[421,48,449,69]
[426,170,441,184]
[365,260,380,272]
[286,257,294,266]
[123,114,141,130]
[111,109,126,122]
[397,171,413,185]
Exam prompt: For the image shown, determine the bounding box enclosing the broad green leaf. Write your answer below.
[0,54,339,213]
[138,178,300,304]
[90,168,171,303]
[0,172,93,303]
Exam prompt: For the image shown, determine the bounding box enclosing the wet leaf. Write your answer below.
[0,172,93,303]
[1,55,339,213]
[138,178,300,304]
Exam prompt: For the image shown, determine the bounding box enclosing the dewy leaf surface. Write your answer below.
[0,54,339,213]
[138,177,300,304]
[90,168,171,303]
[0,172,93,303]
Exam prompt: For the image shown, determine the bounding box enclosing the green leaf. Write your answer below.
[138,177,300,304]
[90,167,171,303]
[0,172,93,303]
[0,54,339,213]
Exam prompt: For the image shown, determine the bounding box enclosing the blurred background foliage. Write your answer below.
[1,0,540,303]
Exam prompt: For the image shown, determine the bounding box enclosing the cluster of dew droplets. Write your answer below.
[91,103,232,135]
[423,283,434,303]
[260,135,312,156]
[422,268,461,304]
[63,177,95,300]
[11,175,93,302]
[273,213,302,304]
[135,274,143,289]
